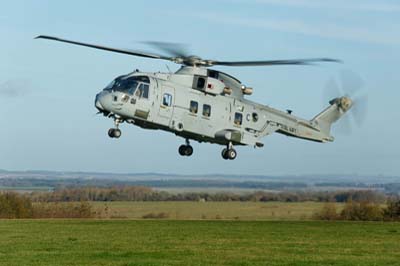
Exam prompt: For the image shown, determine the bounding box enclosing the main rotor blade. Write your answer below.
[209,58,342,67]
[143,41,189,58]
[35,35,172,60]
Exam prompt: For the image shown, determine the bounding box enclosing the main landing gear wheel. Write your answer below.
[222,148,237,160]
[108,128,121,138]
[178,145,193,156]
[221,142,237,160]
[178,139,193,157]
[221,148,229,160]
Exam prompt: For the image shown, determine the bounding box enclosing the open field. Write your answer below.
[92,201,342,220]
[0,220,399,266]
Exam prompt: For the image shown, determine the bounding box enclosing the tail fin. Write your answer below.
[311,97,352,136]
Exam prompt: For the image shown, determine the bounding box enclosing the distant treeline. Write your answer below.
[2,177,400,193]
[28,186,390,203]
[0,178,308,190]
[314,200,400,221]
[3,189,400,221]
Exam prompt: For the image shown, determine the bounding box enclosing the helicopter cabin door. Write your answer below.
[131,82,152,121]
[158,86,175,125]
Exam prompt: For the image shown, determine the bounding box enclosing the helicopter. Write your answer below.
[36,35,355,160]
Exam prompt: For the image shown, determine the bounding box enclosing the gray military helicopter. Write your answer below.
[36,35,356,160]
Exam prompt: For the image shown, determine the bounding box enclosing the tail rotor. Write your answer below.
[324,70,368,134]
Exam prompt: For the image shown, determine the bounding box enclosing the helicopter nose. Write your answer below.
[95,92,105,111]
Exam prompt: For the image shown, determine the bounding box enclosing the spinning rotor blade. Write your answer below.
[340,70,364,97]
[340,70,367,127]
[35,35,172,61]
[323,78,351,135]
[36,35,341,67]
[351,94,368,127]
[208,58,341,67]
[143,41,189,58]
[324,70,368,134]
[323,78,341,105]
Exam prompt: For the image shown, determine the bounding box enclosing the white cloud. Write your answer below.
[196,12,400,45]
[235,0,400,12]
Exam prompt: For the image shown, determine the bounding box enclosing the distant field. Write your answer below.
[0,220,399,266]
[92,201,342,220]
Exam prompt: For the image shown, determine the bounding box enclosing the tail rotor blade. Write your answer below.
[340,70,364,97]
[340,70,368,128]
[351,94,368,127]
[323,78,341,103]
[335,112,353,135]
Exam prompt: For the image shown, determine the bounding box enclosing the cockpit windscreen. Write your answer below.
[105,76,150,96]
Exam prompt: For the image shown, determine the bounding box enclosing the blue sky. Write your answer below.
[0,0,399,176]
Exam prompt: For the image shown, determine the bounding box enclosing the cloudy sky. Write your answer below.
[0,0,399,176]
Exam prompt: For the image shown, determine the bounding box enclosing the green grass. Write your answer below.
[0,220,399,266]
[92,201,342,220]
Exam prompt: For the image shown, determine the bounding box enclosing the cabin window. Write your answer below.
[190,101,198,114]
[203,104,211,117]
[136,83,149,99]
[163,93,172,107]
[234,112,243,126]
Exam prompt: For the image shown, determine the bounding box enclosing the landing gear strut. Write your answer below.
[221,142,237,160]
[108,118,122,139]
[178,139,193,157]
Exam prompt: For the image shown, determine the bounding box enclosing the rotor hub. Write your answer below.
[339,96,353,112]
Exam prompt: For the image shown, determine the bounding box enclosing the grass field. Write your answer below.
[0,220,399,266]
[92,201,340,220]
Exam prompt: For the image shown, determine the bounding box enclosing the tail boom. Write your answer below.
[311,96,352,137]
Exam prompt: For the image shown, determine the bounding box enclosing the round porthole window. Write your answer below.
[252,112,258,122]
[246,114,251,121]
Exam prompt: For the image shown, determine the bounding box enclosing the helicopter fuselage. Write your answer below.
[95,66,338,153]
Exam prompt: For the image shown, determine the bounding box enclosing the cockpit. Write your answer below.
[105,75,150,98]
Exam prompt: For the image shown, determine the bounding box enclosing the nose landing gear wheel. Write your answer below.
[178,145,193,156]
[108,128,121,138]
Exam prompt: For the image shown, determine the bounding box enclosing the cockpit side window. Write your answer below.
[137,83,149,99]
